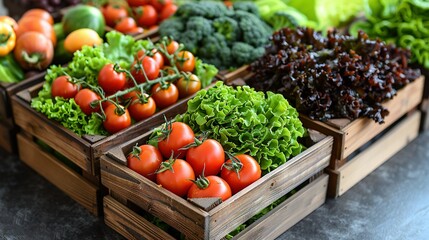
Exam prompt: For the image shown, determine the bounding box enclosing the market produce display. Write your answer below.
[158,1,272,70]
[350,0,429,68]
[247,27,420,123]
[31,31,218,136]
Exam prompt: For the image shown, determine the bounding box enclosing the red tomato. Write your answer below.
[51,76,79,99]
[131,56,160,83]
[21,8,54,25]
[159,3,177,22]
[14,31,54,70]
[114,17,138,33]
[128,92,157,121]
[136,49,164,69]
[186,139,225,176]
[127,144,163,182]
[135,5,158,28]
[166,40,179,55]
[187,175,232,202]
[151,83,178,109]
[127,0,150,7]
[175,51,195,72]
[98,63,127,95]
[157,121,195,159]
[156,158,195,197]
[150,0,172,12]
[103,104,132,134]
[176,74,201,98]
[16,17,56,46]
[74,89,101,115]
[221,154,262,194]
[103,4,128,27]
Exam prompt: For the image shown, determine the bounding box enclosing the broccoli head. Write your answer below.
[175,2,232,19]
[213,16,241,42]
[158,17,185,40]
[198,33,232,70]
[186,16,213,41]
[232,1,260,16]
[234,10,273,48]
[231,42,265,67]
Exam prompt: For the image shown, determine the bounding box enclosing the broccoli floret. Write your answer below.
[186,16,213,41]
[213,16,241,42]
[179,31,199,53]
[234,10,273,48]
[198,33,232,70]
[232,1,260,16]
[231,42,265,66]
[158,17,185,40]
[175,2,232,19]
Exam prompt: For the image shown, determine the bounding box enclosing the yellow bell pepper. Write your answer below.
[0,22,16,56]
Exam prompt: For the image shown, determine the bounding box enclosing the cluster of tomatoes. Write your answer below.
[0,9,55,70]
[127,121,262,201]
[51,39,202,134]
[102,0,178,35]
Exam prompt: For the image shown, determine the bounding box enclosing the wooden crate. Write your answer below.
[326,110,421,197]
[225,69,424,198]
[0,72,45,153]
[100,124,333,239]
[413,65,429,131]
[11,80,201,215]
[216,65,249,83]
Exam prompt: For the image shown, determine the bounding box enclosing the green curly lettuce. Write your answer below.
[176,81,306,173]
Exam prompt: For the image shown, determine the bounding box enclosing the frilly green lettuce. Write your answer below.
[176,81,306,173]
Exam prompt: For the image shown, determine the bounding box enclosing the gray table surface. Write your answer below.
[1,130,428,240]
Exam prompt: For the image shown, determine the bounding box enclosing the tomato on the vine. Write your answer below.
[127,91,157,121]
[175,51,195,72]
[157,121,195,159]
[74,88,101,115]
[135,5,158,28]
[103,104,132,134]
[159,3,177,22]
[136,49,164,69]
[156,158,195,197]
[131,56,160,83]
[186,139,225,176]
[166,40,179,55]
[114,17,138,33]
[176,74,201,98]
[98,63,128,95]
[220,154,262,194]
[127,144,163,182]
[51,76,79,99]
[150,0,172,12]
[151,83,178,109]
[103,4,128,27]
[187,175,232,202]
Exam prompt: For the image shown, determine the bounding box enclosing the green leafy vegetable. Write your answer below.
[176,81,306,173]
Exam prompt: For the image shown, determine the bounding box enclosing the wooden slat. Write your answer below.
[234,174,328,240]
[17,133,99,216]
[12,96,92,173]
[207,137,333,239]
[336,111,421,197]
[216,65,249,83]
[0,122,15,153]
[133,27,159,40]
[342,76,424,158]
[101,157,209,240]
[0,87,8,121]
[104,196,176,240]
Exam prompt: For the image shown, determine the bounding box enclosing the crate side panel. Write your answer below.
[234,174,328,240]
[17,133,99,216]
[208,137,333,238]
[12,96,92,173]
[338,111,421,196]
[0,122,15,153]
[101,157,207,240]
[343,76,424,157]
[104,196,175,240]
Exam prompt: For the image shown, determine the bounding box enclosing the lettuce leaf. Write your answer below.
[176,81,306,173]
